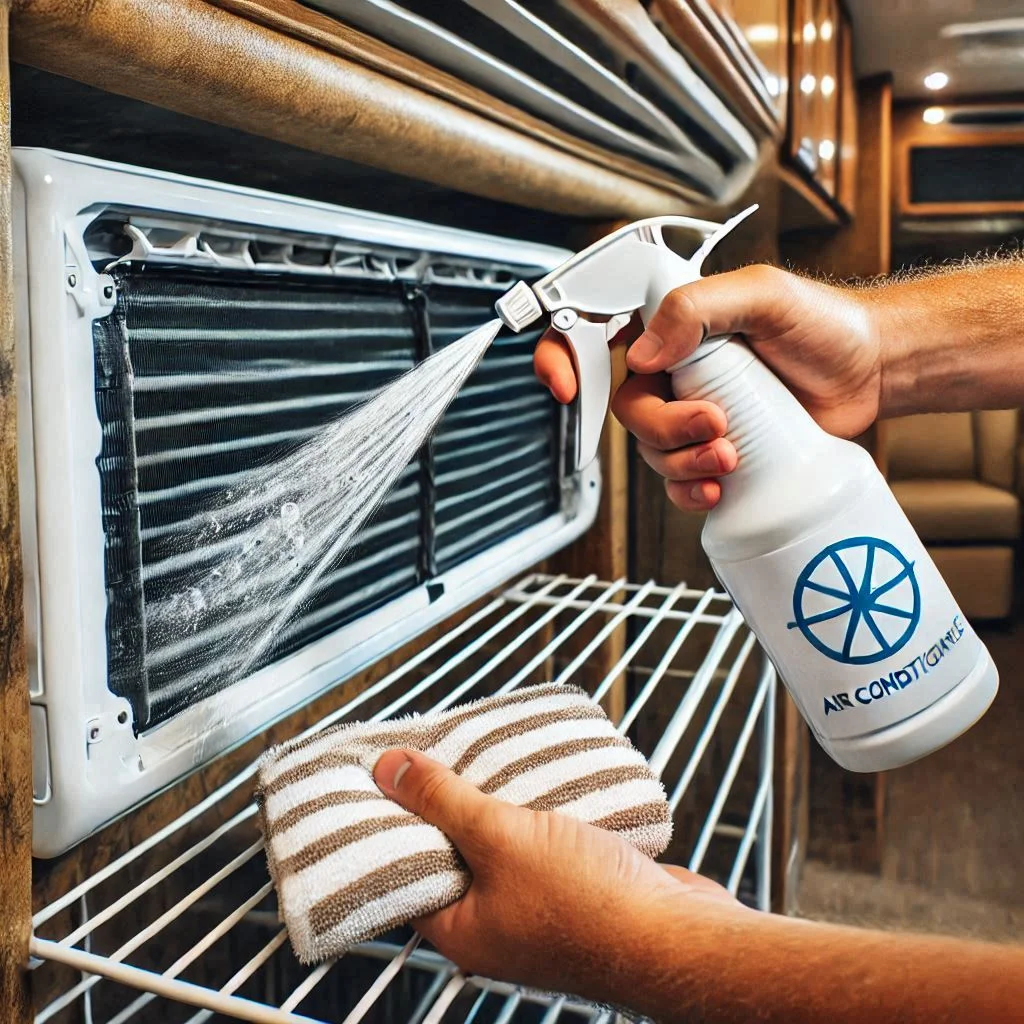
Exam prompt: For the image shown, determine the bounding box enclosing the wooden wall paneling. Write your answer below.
[10,0,698,221]
[0,2,35,1019]
[781,0,855,227]
[780,74,892,278]
[779,0,846,232]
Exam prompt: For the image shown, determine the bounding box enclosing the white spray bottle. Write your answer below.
[496,207,997,772]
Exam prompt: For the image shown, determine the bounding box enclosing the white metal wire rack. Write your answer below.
[30,574,776,1024]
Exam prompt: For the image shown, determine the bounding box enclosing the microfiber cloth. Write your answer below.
[256,683,672,964]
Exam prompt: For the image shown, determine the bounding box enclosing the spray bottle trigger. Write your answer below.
[552,310,632,471]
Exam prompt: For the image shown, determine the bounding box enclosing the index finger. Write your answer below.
[534,329,577,404]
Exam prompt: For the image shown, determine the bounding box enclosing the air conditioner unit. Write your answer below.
[14,148,598,856]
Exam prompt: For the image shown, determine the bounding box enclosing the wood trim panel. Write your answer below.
[835,13,857,216]
[902,199,1024,217]
[894,104,1024,217]
[0,2,34,1019]
[10,0,699,221]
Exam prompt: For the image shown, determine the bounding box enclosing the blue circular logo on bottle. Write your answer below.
[788,537,920,665]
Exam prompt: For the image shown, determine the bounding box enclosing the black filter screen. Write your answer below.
[910,145,1024,204]
[95,264,557,731]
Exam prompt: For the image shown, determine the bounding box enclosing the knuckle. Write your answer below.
[743,263,784,292]
[651,419,679,452]
[665,478,687,510]
[658,287,699,328]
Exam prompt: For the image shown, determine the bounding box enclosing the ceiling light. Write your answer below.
[803,21,816,43]
[745,24,779,44]
[940,17,1024,38]
[818,140,836,161]
[924,71,949,90]
[821,75,836,98]
[764,74,780,97]
[800,74,816,95]
[923,107,946,125]
[820,20,833,42]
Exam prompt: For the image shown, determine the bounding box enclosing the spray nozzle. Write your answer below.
[496,281,543,333]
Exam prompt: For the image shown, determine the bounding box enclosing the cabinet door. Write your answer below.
[789,0,819,176]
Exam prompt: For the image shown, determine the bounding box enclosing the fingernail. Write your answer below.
[690,483,706,504]
[628,330,662,367]
[374,750,412,794]
[391,758,412,791]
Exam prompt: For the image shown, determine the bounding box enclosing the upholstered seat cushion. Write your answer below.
[892,479,1021,542]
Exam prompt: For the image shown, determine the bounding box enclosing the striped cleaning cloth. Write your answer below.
[256,682,672,964]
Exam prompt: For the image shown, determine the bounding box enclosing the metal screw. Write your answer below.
[67,273,77,288]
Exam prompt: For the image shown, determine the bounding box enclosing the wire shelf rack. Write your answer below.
[30,574,776,1024]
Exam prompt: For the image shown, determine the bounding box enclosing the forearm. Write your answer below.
[589,895,1024,1024]
[869,260,1024,419]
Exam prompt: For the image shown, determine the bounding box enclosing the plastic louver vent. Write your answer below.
[309,0,757,199]
[93,268,556,731]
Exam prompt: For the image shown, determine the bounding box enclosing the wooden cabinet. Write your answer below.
[784,0,854,217]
